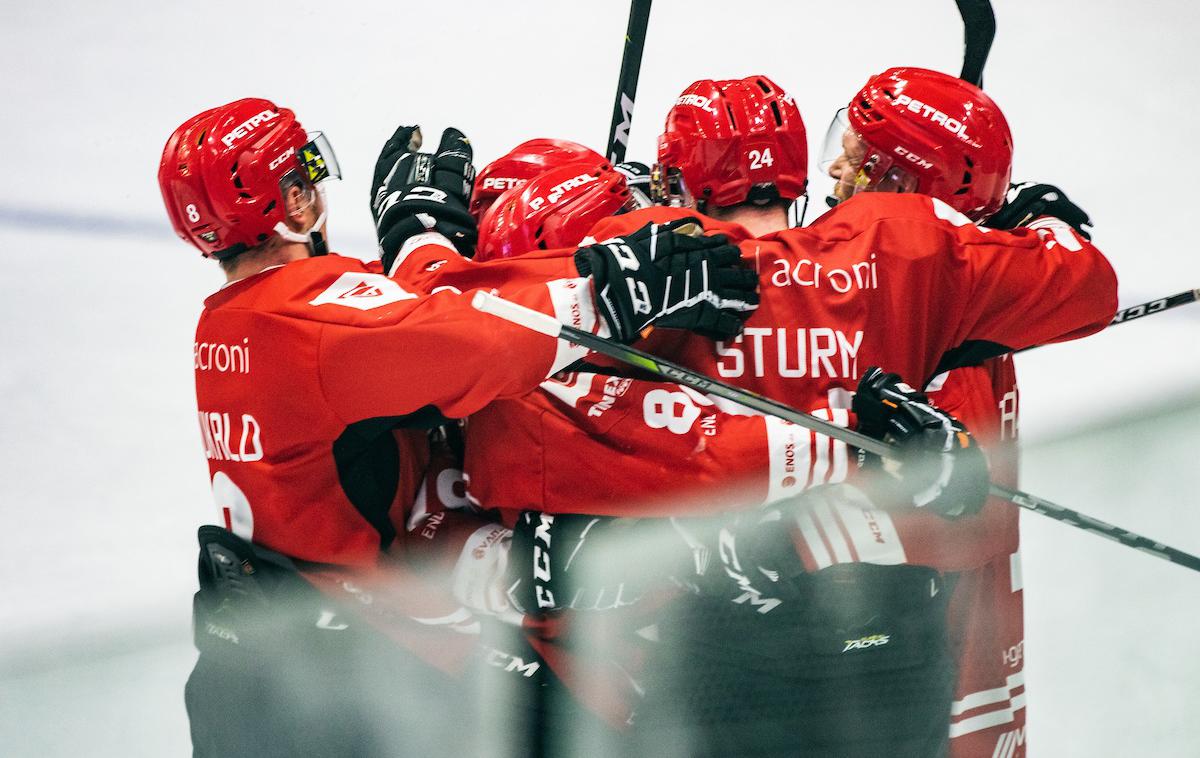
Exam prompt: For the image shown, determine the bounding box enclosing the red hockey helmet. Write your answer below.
[470,138,604,222]
[654,75,808,209]
[821,67,1013,221]
[158,98,340,259]
[475,158,633,261]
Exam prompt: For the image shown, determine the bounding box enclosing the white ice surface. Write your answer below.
[2,0,1198,755]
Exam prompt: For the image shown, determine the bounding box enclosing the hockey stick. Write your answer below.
[1015,289,1200,354]
[1107,288,1200,325]
[955,0,996,87]
[473,291,1200,574]
[605,0,653,164]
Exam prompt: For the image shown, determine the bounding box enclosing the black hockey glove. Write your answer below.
[671,508,808,616]
[506,512,672,613]
[615,161,654,208]
[370,125,478,273]
[192,526,340,655]
[852,367,990,519]
[983,181,1093,240]
[573,218,759,343]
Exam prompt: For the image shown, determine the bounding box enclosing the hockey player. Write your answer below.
[819,67,1099,757]
[158,98,758,757]
[469,137,601,224]
[393,72,1116,756]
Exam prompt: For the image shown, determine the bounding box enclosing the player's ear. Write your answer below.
[284,184,307,218]
[282,182,316,232]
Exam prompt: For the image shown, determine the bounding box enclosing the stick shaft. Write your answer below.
[1016,289,1200,354]
[606,0,652,164]
[956,0,996,87]
[472,292,1200,574]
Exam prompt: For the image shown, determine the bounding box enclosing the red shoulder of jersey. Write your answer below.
[388,233,580,297]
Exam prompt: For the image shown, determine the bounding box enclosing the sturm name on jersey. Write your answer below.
[195,338,250,374]
[221,109,280,148]
[717,328,864,380]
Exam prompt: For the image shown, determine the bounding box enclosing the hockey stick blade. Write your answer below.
[1016,288,1200,354]
[956,0,995,87]
[474,292,1200,574]
[606,0,652,164]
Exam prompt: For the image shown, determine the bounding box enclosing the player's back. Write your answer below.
[589,193,1116,412]
[195,254,430,567]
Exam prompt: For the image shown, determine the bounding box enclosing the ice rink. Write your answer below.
[2,1,1198,754]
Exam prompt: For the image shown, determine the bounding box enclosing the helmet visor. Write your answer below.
[819,108,918,203]
[299,132,341,184]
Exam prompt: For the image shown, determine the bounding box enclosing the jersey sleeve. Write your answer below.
[313,274,605,424]
[387,230,581,296]
[921,197,1117,371]
[464,371,854,517]
[467,364,1022,573]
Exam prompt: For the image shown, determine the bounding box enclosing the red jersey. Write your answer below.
[927,359,1027,757]
[586,195,1115,393]
[395,194,1114,727]
[192,248,603,668]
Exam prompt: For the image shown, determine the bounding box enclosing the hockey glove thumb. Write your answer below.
[983,181,1093,240]
[852,367,990,519]
[573,218,759,343]
[370,125,478,273]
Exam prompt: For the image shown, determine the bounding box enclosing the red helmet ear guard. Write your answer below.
[841,67,1013,221]
[471,138,604,223]
[475,158,633,261]
[158,98,316,258]
[655,75,808,209]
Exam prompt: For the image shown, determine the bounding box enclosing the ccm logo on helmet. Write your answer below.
[891,95,969,140]
[893,146,933,170]
[480,177,525,191]
[268,146,295,171]
[221,109,281,148]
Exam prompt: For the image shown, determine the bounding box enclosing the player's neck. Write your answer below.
[222,241,312,284]
[707,203,789,237]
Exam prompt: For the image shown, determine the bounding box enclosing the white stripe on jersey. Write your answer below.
[812,499,854,563]
[764,416,810,503]
[1010,550,1024,593]
[991,730,1012,758]
[949,671,1026,738]
[832,498,908,566]
[795,511,833,570]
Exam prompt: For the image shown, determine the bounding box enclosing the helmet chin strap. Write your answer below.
[273,184,329,256]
